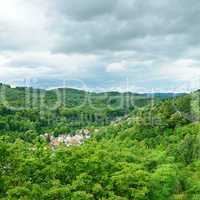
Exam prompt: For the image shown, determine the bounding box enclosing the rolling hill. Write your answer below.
[1,84,199,199]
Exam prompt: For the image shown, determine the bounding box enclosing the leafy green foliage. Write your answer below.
[1,84,200,199]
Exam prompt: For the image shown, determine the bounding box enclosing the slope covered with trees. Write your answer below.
[0,83,180,137]
[1,84,199,199]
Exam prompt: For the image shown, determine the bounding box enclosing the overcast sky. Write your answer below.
[0,0,200,92]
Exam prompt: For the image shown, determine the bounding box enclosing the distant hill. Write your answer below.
[0,83,185,108]
[145,92,186,99]
[0,83,186,135]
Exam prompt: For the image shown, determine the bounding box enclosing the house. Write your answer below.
[43,129,91,149]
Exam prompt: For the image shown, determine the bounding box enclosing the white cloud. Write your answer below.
[0,0,57,51]
[106,62,127,73]
[159,59,200,81]
[0,52,98,80]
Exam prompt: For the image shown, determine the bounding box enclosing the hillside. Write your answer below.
[1,85,199,199]
[0,83,183,136]
[0,83,183,108]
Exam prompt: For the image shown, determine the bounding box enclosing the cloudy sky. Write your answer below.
[0,0,200,92]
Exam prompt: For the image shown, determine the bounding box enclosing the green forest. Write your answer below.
[0,83,200,199]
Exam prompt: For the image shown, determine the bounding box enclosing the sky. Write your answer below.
[0,0,200,92]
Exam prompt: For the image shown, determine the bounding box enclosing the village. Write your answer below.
[42,129,91,148]
[41,116,126,149]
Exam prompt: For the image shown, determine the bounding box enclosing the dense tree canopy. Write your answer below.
[0,84,199,199]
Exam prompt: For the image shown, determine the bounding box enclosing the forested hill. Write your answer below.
[0,83,184,108]
[0,83,185,136]
[2,84,200,199]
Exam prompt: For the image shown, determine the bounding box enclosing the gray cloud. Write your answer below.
[0,0,200,91]
[51,0,200,59]
[55,0,116,20]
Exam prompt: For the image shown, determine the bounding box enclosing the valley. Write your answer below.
[0,84,199,199]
